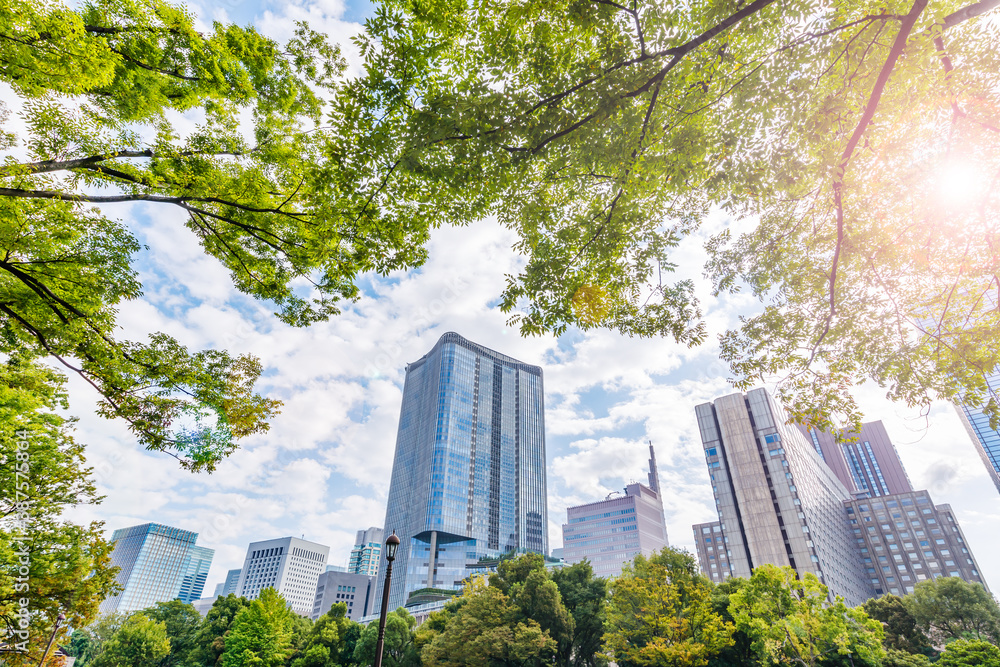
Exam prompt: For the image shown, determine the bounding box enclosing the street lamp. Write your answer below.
[373,531,401,667]
[37,613,64,667]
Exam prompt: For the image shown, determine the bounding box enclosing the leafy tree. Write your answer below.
[289,603,358,667]
[221,588,294,667]
[0,0,365,468]
[141,600,203,667]
[188,594,250,667]
[337,0,1000,433]
[90,613,171,667]
[705,578,754,667]
[603,547,733,666]
[0,358,119,667]
[904,577,1000,644]
[287,613,315,656]
[862,594,935,657]
[730,564,885,667]
[936,639,1000,667]
[551,560,610,667]
[354,607,420,667]
[884,649,934,667]
[490,553,575,659]
[421,580,556,667]
[65,612,131,666]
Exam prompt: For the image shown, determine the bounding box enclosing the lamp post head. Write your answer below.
[385,531,400,562]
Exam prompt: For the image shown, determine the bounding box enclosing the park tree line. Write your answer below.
[55,549,1000,667]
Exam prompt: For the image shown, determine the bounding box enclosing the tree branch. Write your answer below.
[829,0,928,315]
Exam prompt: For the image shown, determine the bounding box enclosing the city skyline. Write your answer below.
[60,213,1000,599]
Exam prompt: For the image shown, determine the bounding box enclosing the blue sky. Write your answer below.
[56,0,1000,597]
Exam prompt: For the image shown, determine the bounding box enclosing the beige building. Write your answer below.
[692,389,871,606]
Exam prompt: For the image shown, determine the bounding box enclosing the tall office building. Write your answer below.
[348,527,384,576]
[377,332,548,610]
[236,537,329,616]
[100,523,215,614]
[692,389,872,606]
[797,421,912,496]
[562,445,669,578]
[955,372,1000,494]
[221,568,242,596]
[312,570,374,621]
[177,545,214,603]
[694,390,989,602]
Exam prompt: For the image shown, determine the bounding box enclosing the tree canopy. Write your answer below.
[603,548,734,666]
[336,0,1000,432]
[904,577,1000,645]
[4,0,1000,467]
[729,564,885,667]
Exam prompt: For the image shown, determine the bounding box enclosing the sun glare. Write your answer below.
[934,159,986,210]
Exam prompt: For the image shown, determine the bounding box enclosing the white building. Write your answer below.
[236,537,329,616]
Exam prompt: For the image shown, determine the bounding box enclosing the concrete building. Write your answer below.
[312,570,374,621]
[377,332,549,610]
[692,389,872,606]
[797,421,913,496]
[562,444,669,578]
[349,527,384,577]
[846,491,988,595]
[100,523,214,614]
[236,537,329,616]
[694,390,989,603]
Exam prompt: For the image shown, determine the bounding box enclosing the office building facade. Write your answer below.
[236,537,329,616]
[693,389,872,606]
[312,570,374,621]
[221,568,242,596]
[377,332,549,610]
[797,421,913,497]
[349,527,384,577]
[562,445,669,578]
[100,523,215,614]
[694,390,989,603]
[955,371,1000,494]
[846,491,988,595]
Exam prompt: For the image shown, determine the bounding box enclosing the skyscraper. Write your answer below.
[177,545,214,604]
[797,421,913,497]
[221,568,242,596]
[562,444,669,578]
[236,537,329,616]
[693,389,989,602]
[692,389,872,606]
[955,373,1000,494]
[100,523,215,614]
[348,527,384,577]
[377,332,548,610]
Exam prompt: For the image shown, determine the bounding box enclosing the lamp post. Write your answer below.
[37,613,64,667]
[373,531,400,667]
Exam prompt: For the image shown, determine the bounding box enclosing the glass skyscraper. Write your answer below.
[956,370,1000,494]
[377,332,548,610]
[100,523,214,614]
